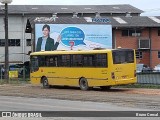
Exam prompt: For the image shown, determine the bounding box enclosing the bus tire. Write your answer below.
[100,86,111,90]
[79,78,89,91]
[42,77,50,89]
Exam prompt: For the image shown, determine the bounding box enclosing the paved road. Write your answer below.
[0,96,151,111]
[0,96,159,120]
[0,85,160,110]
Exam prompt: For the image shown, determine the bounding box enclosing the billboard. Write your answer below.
[35,24,112,51]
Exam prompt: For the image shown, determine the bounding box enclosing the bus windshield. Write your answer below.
[30,56,39,72]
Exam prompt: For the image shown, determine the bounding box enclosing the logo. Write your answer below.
[92,18,110,23]
[1,112,42,118]
[2,112,11,117]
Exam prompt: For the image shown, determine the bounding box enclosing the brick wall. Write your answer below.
[114,28,160,68]
[115,29,138,49]
[150,28,160,67]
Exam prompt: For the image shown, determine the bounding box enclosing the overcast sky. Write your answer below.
[1,0,160,16]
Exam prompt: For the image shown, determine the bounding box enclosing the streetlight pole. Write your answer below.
[0,0,12,83]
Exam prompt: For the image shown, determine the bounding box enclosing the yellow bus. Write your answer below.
[30,49,137,90]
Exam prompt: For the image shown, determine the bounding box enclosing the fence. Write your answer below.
[0,70,30,84]
[137,72,160,84]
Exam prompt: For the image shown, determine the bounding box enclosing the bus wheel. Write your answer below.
[42,77,50,89]
[100,86,111,90]
[79,78,89,91]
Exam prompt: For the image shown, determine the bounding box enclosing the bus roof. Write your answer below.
[30,49,112,56]
[30,49,134,56]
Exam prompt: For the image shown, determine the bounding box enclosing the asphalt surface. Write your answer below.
[0,96,160,120]
[0,84,160,120]
[0,96,151,111]
[0,84,160,110]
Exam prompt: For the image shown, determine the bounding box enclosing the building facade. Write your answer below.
[0,5,160,68]
[114,26,160,68]
[0,15,31,64]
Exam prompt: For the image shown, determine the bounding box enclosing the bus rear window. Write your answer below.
[112,50,134,64]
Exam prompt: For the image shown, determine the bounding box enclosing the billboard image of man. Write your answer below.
[36,24,61,51]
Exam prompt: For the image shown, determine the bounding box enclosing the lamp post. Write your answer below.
[0,0,12,82]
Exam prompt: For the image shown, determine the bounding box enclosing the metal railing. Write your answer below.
[0,69,30,84]
[137,72,160,84]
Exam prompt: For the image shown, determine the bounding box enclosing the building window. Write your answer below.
[8,39,20,46]
[136,51,143,59]
[26,39,31,46]
[158,51,160,58]
[0,39,20,47]
[0,39,5,46]
[122,30,128,36]
[158,29,160,36]
[128,29,135,36]
[122,29,141,37]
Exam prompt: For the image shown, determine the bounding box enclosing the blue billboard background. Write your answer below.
[60,27,85,46]
[35,24,112,51]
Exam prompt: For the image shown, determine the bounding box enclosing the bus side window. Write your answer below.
[96,54,107,67]
[45,57,50,66]
[88,56,93,66]
[55,57,58,67]
[77,61,83,66]
[83,56,88,67]
[83,55,95,67]
[49,57,54,66]
[38,56,45,67]
[60,55,70,67]
[77,55,83,67]
[72,55,82,67]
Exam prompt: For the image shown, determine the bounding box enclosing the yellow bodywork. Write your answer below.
[30,49,137,87]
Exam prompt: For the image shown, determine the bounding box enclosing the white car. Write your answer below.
[136,64,152,73]
[154,64,160,72]
[136,64,144,73]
